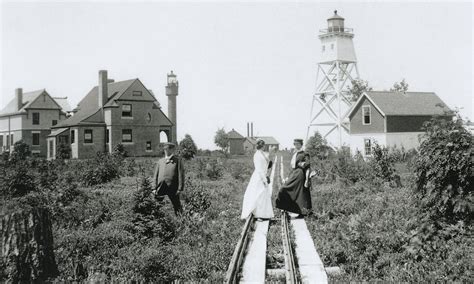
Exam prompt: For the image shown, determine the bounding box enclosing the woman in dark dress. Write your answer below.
[276,139,312,216]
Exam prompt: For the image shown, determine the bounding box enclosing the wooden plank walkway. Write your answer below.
[240,220,269,283]
[291,219,328,284]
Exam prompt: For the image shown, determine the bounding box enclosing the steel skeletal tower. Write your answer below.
[307,10,360,147]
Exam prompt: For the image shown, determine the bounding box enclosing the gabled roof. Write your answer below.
[0,89,61,116]
[55,79,136,127]
[254,136,279,145]
[348,91,452,118]
[245,137,257,145]
[228,129,245,139]
[53,97,72,112]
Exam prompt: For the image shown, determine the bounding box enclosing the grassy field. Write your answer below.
[1,147,472,282]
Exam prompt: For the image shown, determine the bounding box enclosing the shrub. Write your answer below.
[56,143,71,160]
[132,177,176,240]
[10,140,31,161]
[369,143,397,183]
[229,162,251,181]
[81,152,121,186]
[414,116,472,223]
[113,143,127,158]
[35,160,62,190]
[204,159,223,180]
[329,147,371,184]
[120,158,137,177]
[0,161,36,197]
[182,179,211,215]
[178,134,198,160]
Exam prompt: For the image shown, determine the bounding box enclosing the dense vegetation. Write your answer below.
[0,141,253,282]
[1,116,472,282]
[302,116,472,282]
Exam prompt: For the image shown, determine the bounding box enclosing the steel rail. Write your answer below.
[225,213,254,284]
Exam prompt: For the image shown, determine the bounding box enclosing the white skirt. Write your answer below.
[240,171,274,219]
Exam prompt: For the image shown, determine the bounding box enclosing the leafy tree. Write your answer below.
[305,131,333,160]
[414,116,472,223]
[348,79,372,101]
[390,79,409,92]
[214,128,229,153]
[178,134,198,160]
[10,140,31,161]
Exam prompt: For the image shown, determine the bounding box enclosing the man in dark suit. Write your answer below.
[153,142,184,215]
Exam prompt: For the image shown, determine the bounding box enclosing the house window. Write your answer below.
[52,120,57,126]
[32,133,40,146]
[33,112,40,125]
[0,135,3,149]
[59,135,68,144]
[122,104,132,117]
[11,134,14,145]
[106,129,110,143]
[122,129,132,143]
[146,141,152,151]
[322,45,325,52]
[364,138,372,156]
[6,135,9,147]
[362,105,371,125]
[84,129,93,144]
[71,130,75,144]
[331,43,334,50]
[132,90,142,96]
[49,140,54,158]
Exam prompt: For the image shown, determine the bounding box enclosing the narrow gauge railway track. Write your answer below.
[225,156,300,284]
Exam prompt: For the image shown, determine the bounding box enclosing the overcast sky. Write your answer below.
[1,1,472,149]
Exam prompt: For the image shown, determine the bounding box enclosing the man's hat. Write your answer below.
[293,139,303,145]
[163,142,176,148]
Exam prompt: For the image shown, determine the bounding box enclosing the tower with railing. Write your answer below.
[306,10,360,147]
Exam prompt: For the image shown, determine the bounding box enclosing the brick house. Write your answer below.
[0,88,70,157]
[348,91,452,156]
[48,70,173,159]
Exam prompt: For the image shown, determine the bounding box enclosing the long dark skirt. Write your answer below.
[276,168,312,215]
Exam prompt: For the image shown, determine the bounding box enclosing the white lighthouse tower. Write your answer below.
[306,10,360,147]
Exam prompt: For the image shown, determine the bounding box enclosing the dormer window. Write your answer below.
[122,104,132,118]
[132,91,142,96]
[362,105,371,125]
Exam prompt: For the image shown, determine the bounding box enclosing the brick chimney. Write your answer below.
[15,88,23,111]
[247,122,250,137]
[98,70,108,107]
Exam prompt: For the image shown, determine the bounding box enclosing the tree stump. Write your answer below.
[1,207,58,282]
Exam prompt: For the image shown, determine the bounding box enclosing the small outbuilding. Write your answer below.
[227,129,246,155]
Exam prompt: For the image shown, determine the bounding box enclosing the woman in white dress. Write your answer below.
[240,139,274,220]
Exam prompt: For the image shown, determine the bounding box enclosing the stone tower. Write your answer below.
[306,10,360,148]
[166,71,178,143]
